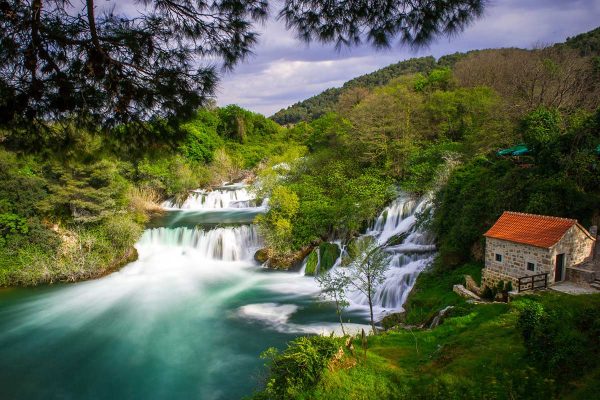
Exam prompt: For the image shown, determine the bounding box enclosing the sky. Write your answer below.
[215,0,600,116]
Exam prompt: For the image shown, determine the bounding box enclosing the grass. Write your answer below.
[254,266,600,399]
[306,303,522,399]
[403,262,483,325]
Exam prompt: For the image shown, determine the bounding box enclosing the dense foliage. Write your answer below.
[253,335,343,399]
[432,108,600,267]
[517,294,600,381]
[0,105,295,286]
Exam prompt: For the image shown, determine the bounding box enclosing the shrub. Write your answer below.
[256,336,342,399]
[101,216,143,252]
[179,121,223,163]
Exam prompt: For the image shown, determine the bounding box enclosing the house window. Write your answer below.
[495,253,502,262]
[527,262,535,272]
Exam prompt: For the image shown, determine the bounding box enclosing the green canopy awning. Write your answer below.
[498,144,529,156]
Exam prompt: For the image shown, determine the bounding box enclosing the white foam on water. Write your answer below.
[235,303,370,336]
[237,303,299,326]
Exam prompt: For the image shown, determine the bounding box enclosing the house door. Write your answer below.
[555,254,565,282]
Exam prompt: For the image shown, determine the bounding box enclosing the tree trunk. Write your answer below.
[366,276,377,335]
[336,299,346,335]
[368,291,376,335]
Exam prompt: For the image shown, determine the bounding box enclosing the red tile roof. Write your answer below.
[484,211,593,248]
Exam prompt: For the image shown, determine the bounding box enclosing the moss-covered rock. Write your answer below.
[304,249,319,276]
[254,248,270,264]
[381,312,406,330]
[264,246,313,270]
[383,231,409,247]
[318,242,340,274]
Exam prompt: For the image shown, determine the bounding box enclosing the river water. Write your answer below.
[0,184,434,399]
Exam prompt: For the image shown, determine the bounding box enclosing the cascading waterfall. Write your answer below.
[323,194,436,316]
[138,225,262,262]
[368,194,419,245]
[162,185,265,210]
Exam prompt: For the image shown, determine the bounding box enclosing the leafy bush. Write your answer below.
[256,186,299,254]
[101,215,144,252]
[0,213,28,237]
[255,336,342,399]
[179,121,222,163]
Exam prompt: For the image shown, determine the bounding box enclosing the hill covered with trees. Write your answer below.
[270,27,600,126]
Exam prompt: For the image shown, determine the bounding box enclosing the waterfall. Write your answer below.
[162,186,264,210]
[368,195,418,245]
[137,225,262,262]
[347,253,434,310]
[345,193,436,315]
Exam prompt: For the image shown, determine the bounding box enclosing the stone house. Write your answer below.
[481,211,597,291]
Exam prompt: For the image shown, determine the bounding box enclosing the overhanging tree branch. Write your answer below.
[0,0,486,129]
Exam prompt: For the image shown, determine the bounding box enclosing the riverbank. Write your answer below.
[252,285,600,400]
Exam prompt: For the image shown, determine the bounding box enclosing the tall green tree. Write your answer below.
[316,268,351,335]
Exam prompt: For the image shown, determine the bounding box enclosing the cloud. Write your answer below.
[217,0,600,116]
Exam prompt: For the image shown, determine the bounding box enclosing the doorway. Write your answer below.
[555,253,565,282]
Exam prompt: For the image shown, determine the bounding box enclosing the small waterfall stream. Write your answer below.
[138,225,262,261]
[312,194,436,317]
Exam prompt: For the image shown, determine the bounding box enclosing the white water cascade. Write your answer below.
[138,225,262,262]
[346,194,436,316]
[162,184,266,210]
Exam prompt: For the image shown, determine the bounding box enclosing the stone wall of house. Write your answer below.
[481,268,519,290]
[566,267,595,284]
[483,238,552,289]
[551,225,595,269]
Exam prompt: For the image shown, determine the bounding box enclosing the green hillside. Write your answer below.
[271,56,438,124]
[271,27,600,126]
[564,26,600,56]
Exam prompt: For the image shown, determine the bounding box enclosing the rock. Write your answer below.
[254,248,270,264]
[383,232,409,247]
[381,312,406,330]
[428,306,454,329]
[464,275,481,295]
[453,284,481,300]
[318,243,341,274]
[265,246,314,270]
[304,249,319,276]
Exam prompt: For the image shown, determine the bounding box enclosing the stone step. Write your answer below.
[591,281,600,291]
